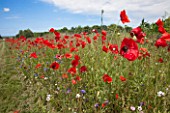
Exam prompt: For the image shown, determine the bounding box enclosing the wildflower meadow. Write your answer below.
[1,10,170,113]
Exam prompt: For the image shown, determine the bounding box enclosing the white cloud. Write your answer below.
[41,0,170,26]
[3,8,10,12]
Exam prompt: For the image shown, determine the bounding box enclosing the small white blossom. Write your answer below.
[46,94,51,101]
[46,97,50,101]
[130,106,136,111]
[44,77,48,80]
[166,88,169,91]
[76,94,81,98]
[137,106,142,111]
[47,94,51,97]
[157,91,165,97]
[83,96,86,100]
[57,87,60,90]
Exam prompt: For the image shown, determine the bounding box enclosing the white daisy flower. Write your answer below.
[76,94,81,99]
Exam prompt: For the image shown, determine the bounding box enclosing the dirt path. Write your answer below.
[0,40,23,113]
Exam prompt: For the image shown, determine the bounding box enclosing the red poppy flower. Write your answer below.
[80,66,87,73]
[120,10,130,24]
[62,74,68,79]
[109,44,119,54]
[74,54,80,61]
[161,33,170,42]
[50,61,60,70]
[70,47,78,52]
[65,53,72,58]
[120,38,139,61]
[81,41,86,48]
[86,37,91,44]
[120,76,126,82]
[82,32,88,35]
[71,59,79,67]
[130,27,146,44]
[74,34,82,38]
[102,103,106,108]
[75,76,81,81]
[158,58,163,63]
[130,27,141,36]
[154,38,167,48]
[158,26,166,34]
[68,67,76,75]
[155,19,167,34]
[35,63,41,69]
[93,35,98,41]
[102,100,109,108]
[101,30,107,36]
[102,36,106,41]
[54,31,61,42]
[115,94,119,99]
[70,41,74,47]
[102,74,112,83]
[40,75,45,79]
[136,32,146,44]
[102,46,109,53]
[30,52,38,58]
[72,79,77,85]
[156,19,164,27]
[76,42,80,47]
[64,35,69,39]
[49,28,55,33]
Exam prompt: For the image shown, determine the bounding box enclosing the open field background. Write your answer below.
[0,25,170,113]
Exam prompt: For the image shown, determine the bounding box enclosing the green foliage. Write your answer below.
[164,17,170,33]
[16,29,34,38]
[34,32,49,37]
[59,27,68,33]
[75,25,83,33]
[83,25,91,33]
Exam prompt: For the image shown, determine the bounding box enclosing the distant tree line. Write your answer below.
[15,25,127,38]
[15,29,49,38]
[15,16,170,38]
[57,24,131,34]
[14,24,139,38]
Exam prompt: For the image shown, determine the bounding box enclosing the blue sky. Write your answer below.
[0,0,170,36]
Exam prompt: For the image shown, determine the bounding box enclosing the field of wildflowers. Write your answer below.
[1,10,170,113]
